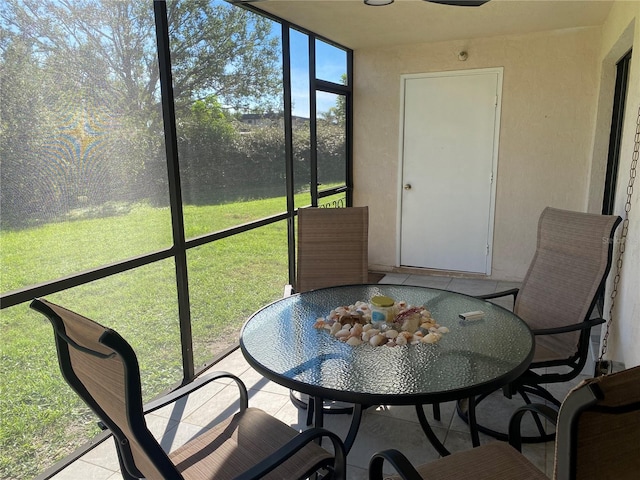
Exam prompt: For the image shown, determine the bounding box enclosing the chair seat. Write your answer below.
[170,407,333,480]
[384,443,546,480]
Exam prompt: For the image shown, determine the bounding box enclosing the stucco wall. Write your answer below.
[595,1,639,368]
[353,27,602,280]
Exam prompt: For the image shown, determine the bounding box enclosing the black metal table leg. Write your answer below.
[290,389,354,426]
[313,396,324,429]
[467,396,480,447]
[433,403,441,421]
[342,403,364,454]
[415,404,450,457]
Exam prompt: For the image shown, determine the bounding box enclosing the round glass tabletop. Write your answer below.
[240,284,534,405]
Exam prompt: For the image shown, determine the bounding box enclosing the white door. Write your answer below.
[399,68,502,274]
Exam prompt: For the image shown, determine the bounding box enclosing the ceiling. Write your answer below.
[249,0,614,50]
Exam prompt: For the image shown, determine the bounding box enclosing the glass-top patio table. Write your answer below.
[240,284,534,456]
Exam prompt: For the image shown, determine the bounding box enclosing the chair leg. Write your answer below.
[518,388,550,440]
[456,386,558,443]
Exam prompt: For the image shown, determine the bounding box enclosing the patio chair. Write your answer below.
[370,364,640,480]
[31,298,347,480]
[285,206,369,421]
[286,206,369,295]
[458,207,621,442]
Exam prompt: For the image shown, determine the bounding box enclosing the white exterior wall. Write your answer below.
[352,5,639,367]
[594,1,640,368]
[353,27,601,280]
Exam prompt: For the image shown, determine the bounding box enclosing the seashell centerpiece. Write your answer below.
[313,299,449,347]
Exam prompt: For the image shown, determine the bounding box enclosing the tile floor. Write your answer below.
[47,274,597,480]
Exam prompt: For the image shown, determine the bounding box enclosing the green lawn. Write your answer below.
[0,192,349,480]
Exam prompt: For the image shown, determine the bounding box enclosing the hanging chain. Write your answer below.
[598,104,639,371]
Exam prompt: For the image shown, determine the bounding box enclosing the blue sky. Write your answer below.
[288,28,347,118]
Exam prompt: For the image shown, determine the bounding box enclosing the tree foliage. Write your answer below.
[0,0,283,228]
[1,0,346,230]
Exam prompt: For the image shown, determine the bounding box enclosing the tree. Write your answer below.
[318,74,347,127]
[1,0,281,115]
[0,38,52,227]
[0,0,282,226]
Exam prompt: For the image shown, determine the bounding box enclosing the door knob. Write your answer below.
[404,184,412,190]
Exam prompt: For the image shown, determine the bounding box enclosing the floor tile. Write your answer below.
[346,464,369,480]
[371,402,455,430]
[179,385,243,427]
[156,419,210,453]
[48,459,116,480]
[151,378,228,421]
[403,275,452,289]
[78,438,120,473]
[211,348,252,371]
[378,273,410,284]
[447,278,498,296]
[336,410,444,473]
[238,363,291,396]
[486,295,516,311]
[496,280,521,292]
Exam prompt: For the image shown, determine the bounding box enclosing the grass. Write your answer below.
[0,191,344,480]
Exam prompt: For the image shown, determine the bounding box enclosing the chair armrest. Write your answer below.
[143,371,248,415]
[508,403,558,452]
[283,284,295,297]
[532,317,606,336]
[236,427,347,480]
[369,449,424,480]
[475,288,519,301]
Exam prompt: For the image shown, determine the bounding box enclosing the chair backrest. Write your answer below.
[31,298,181,479]
[514,207,621,360]
[296,206,369,292]
[554,365,640,480]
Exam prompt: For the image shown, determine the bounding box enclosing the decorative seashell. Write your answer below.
[437,326,449,334]
[395,335,408,346]
[428,326,439,333]
[313,319,326,329]
[330,323,342,335]
[336,328,352,339]
[362,323,373,332]
[347,336,363,346]
[401,316,421,333]
[340,313,363,325]
[370,334,386,346]
[421,332,441,344]
[350,323,363,337]
[385,329,399,339]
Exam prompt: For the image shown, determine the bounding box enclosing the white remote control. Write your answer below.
[459,310,485,320]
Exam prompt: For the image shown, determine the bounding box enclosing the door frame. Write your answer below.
[395,67,503,274]
[602,49,632,216]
